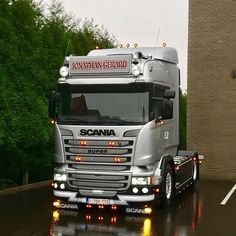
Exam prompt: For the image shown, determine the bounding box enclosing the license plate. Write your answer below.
[87,198,110,205]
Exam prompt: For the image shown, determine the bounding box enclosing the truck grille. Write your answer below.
[67,172,131,190]
[64,139,134,165]
[64,138,134,191]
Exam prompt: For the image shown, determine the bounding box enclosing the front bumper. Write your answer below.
[54,190,155,206]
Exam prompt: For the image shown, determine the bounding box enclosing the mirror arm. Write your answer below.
[155,116,163,123]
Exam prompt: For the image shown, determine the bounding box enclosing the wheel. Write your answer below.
[160,164,174,207]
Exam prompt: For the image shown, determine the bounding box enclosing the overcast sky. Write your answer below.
[44,0,189,91]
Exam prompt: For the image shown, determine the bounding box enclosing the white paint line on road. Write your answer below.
[220,184,236,205]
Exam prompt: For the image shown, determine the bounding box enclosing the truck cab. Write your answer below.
[50,47,202,213]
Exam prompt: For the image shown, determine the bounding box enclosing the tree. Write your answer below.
[0,0,115,187]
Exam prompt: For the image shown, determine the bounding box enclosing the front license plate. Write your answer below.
[88,198,110,205]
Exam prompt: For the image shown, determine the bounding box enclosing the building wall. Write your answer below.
[188,0,236,180]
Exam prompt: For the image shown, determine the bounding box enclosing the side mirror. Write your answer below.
[164,89,175,99]
[160,99,173,120]
[48,91,59,119]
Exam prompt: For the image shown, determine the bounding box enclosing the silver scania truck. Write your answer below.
[49,47,203,214]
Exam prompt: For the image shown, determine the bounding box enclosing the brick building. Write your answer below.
[187,0,236,180]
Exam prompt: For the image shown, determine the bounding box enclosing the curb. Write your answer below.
[0,180,52,196]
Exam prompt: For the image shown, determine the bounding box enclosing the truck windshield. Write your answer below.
[58,92,149,125]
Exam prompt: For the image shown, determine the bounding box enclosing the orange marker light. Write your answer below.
[86,215,92,221]
[114,157,121,163]
[111,217,117,224]
[50,120,56,125]
[108,141,116,147]
[75,156,82,162]
[86,204,92,208]
[111,205,117,210]
[155,188,160,193]
[160,120,165,125]
[80,141,87,146]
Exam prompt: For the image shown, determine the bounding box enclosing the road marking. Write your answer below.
[220,184,236,205]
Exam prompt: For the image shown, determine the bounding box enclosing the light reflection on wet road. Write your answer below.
[0,180,235,236]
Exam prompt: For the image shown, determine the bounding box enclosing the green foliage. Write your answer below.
[0,0,115,187]
[0,178,17,190]
[179,91,187,150]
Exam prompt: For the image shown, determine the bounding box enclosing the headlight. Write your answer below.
[59,66,69,77]
[54,173,67,181]
[131,65,141,77]
[132,177,153,185]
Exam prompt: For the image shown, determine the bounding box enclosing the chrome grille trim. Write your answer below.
[66,147,131,155]
[69,164,131,171]
[66,155,131,163]
[65,139,133,147]
[63,138,134,165]
[67,171,131,190]
[64,137,134,190]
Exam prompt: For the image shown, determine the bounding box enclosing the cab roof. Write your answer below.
[88,47,178,64]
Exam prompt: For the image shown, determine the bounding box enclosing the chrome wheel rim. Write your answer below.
[193,161,197,180]
[166,172,172,199]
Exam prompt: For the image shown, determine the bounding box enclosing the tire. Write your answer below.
[160,164,174,207]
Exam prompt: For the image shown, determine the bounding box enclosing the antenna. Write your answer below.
[153,29,160,58]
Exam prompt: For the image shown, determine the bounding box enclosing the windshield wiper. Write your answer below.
[96,117,137,125]
[58,117,89,124]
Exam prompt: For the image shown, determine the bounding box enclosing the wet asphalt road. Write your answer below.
[0,180,236,236]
